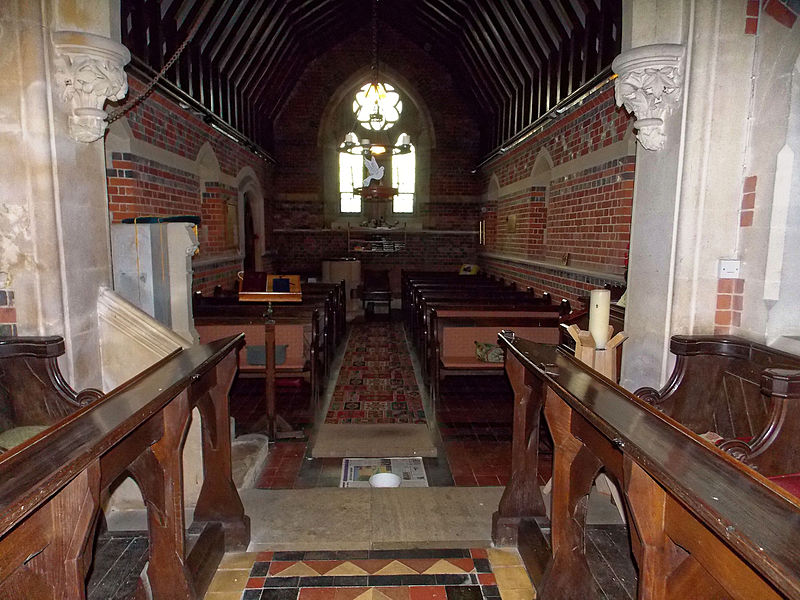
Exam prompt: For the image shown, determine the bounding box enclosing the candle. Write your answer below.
[589,289,611,349]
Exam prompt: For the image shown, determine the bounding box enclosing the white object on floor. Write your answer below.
[370,473,402,487]
[341,457,428,488]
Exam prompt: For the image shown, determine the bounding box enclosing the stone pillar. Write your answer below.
[618,0,800,390]
[0,1,126,389]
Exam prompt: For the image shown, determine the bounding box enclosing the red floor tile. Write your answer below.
[408,585,447,600]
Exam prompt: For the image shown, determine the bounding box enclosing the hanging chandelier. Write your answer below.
[339,0,411,157]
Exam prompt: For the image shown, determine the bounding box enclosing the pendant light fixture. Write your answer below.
[339,0,411,157]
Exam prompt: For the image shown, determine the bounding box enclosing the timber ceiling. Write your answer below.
[121,0,622,157]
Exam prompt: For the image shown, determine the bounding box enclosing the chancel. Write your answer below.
[1,1,799,599]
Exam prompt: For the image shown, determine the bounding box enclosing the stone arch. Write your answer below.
[196,142,222,182]
[530,148,554,185]
[486,173,500,203]
[106,116,133,157]
[237,166,266,271]
[529,149,553,248]
[318,64,436,226]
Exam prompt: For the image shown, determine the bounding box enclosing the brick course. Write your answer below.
[108,74,271,292]
[478,82,635,301]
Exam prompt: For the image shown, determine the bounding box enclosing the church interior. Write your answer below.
[2,1,800,598]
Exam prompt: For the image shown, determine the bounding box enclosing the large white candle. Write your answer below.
[589,289,611,349]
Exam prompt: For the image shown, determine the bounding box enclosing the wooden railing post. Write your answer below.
[130,389,194,599]
[493,354,547,545]
[194,351,251,549]
[538,386,603,599]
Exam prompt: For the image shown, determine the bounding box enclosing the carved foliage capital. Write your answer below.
[53,31,131,143]
[612,44,685,151]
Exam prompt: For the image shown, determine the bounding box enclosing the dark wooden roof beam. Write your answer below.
[229,2,291,86]
[205,0,255,62]
[219,2,273,72]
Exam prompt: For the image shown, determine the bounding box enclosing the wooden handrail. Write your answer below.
[0,335,249,599]
[496,333,800,599]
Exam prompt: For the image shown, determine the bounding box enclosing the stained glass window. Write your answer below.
[353,82,402,131]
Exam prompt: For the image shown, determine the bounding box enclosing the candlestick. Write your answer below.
[589,289,611,349]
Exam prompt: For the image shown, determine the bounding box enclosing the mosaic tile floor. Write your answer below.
[204,548,535,600]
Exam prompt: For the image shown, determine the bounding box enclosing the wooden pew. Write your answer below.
[195,309,324,439]
[429,314,560,404]
[418,298,567,357]
[0,335,249,599]
[495,332,800,599]
[634,335,800,486]
[408,287,540,349]
[0,336,104,452]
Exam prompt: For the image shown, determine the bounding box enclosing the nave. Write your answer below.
[85,311,639,600]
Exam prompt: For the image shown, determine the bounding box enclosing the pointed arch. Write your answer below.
[318,65,435,227]
[237,166,266,271]
[530,149,554,185]
[195,142,222,182]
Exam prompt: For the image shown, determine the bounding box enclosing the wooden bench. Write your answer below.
[0,335,248,598]
[634,335,800,491]
[429,313,561,403]
[496,333,800,599]
[0,336,104,453]
[195,310,323,439]
[419,299,567,360]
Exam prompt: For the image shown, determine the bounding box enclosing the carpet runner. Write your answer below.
[325,321,426,425]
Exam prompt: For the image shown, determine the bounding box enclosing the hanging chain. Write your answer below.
[107,1,212,124]
[372,0,379,79]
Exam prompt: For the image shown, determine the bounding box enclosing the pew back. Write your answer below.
[635,335,800,476]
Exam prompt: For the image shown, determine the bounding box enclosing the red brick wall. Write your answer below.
[478,82,635,304]
[273,230,477,278]
[545,157,634,271]
[107,75,271,293]
[270,25,482,274]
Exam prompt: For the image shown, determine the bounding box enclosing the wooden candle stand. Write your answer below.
[566,324,627,382]
[566,323,628,520]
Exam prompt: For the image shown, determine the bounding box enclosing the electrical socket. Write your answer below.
[718,259,741,279]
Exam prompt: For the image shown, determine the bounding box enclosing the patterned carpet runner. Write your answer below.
[325,321,426,425]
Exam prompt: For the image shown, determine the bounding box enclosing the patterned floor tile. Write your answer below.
[233,549,505,600]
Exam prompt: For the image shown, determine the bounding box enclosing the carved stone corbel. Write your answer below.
[53,31,131,143]
[612,44,685,152]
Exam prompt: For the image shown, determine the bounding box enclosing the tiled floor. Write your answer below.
[205,547,535,600]
[231,378,314,438]
[236,321,532,490]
